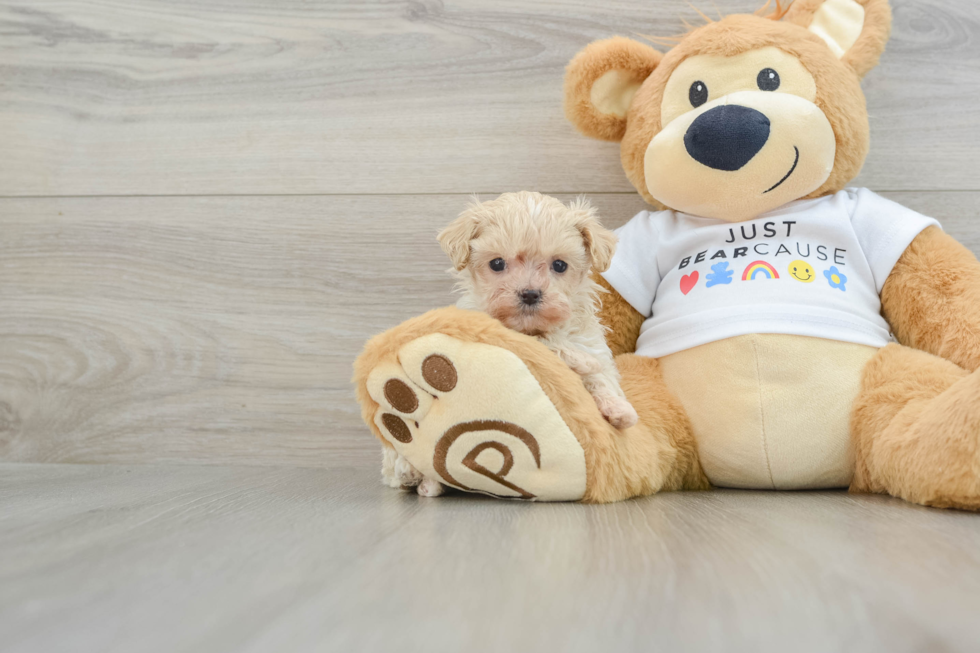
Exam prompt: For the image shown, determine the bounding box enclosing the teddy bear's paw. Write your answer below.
[366,333,587,501]
[595,395,639,430]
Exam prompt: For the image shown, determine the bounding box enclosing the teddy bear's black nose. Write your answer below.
[684,105,771,171]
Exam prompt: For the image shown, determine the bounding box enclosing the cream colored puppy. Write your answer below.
[381,192,638,498]
[442,191,637,430]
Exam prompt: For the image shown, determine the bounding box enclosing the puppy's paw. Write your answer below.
[381,446,402,488]
[417,477,446,498]
[382,448,441,494]
[381,454,422,490]
[559,349,603,376]
[595,395,639,430]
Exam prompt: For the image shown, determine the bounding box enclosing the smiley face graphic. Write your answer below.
[788,260,815,283]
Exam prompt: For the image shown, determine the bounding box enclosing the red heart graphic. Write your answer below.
[680,271,699,295]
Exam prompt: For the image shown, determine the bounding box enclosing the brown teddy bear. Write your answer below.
[354,0,980,508]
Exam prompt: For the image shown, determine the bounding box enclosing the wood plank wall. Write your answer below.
[1,0,978,468]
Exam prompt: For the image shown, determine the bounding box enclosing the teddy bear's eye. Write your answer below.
[757,68,780,91]
[689,81,708,108]
[489,258,505,272]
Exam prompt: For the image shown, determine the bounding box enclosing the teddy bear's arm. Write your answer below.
[881,226,980,372]
[593,272,644,356]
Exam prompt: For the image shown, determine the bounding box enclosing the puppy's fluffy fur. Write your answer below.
[382,192,638,497]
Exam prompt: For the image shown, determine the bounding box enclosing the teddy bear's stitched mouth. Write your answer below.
[763,146,800,194]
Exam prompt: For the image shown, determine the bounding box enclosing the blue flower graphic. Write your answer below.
[824,266,847,291]
[705,262,734,288]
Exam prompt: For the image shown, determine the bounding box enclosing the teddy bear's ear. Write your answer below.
[783,0,892,78]
[564,37,663,142]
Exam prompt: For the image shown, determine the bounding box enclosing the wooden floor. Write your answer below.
[2,462,980,653]
[2,0,980,650]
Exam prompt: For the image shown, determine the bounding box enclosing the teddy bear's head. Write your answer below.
[565,0,891,221]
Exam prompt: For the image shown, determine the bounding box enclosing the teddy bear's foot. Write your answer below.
[852,344,980,510]
[364,333,588,501]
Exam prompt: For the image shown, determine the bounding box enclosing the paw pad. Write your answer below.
[381,413,413,443]
[421,354,457,391]
[434,420,541,499]
[383,378,418,413]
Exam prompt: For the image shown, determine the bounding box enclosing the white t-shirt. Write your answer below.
[602,189,940,359]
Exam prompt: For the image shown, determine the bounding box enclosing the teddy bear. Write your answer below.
[353,0,980,509]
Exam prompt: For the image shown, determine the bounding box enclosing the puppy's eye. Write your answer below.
[489,258,505,272]
[551,260,568,274]
[689,81,708,108]
[757,68,780,91]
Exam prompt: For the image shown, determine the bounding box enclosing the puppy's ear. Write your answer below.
[569,199,617,273]
[783,0,891,78]
[438,206,481,271]
[564,37,662,142]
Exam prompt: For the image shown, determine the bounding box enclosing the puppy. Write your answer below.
[442,191,637,428]
[381,192,638,498]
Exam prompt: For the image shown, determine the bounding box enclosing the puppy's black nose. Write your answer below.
[684,105,770,171]
[520,289,542,306]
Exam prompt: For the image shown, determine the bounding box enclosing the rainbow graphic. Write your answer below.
[742,260,780,280]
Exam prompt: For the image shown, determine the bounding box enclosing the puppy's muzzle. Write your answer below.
[684,105,771,171]
[519,289,542,306]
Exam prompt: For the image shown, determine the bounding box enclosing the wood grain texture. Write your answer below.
[2,462,980,653]
[1,0,978,197]
[1,192,977,467]
[0,193,642,467]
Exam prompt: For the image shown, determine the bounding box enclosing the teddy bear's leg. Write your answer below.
[354,307,706,503]
[605,353,709,496]
[851,343,980,510]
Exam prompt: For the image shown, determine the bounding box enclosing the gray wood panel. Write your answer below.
[2,462,980,653]
[0,193,642,467]
[1,192,977,467]
[1,0,978,197]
